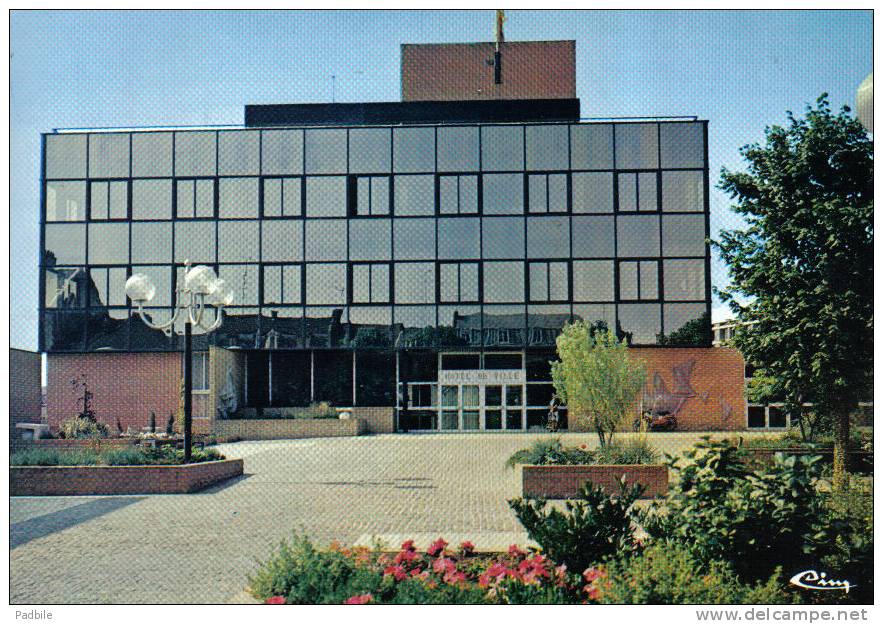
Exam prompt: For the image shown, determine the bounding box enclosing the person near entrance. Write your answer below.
[546,396,561,432]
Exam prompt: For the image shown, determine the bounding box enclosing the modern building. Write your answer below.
[41,40,746,434]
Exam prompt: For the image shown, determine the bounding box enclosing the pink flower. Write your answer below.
[383,565,408,581]
[459,540,475,554]
[443,570,468,585]
[507,544,526,558]
[394,549,419,565]
[343,593,373,605]
[265,596,286,604]
[584,586,601,601]
[583,567,603,583]
[427,538,448,557]
[432,557,456,575]
[401,539,415,552]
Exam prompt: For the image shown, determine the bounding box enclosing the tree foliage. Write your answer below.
[715,95,873,488]
[550,321,646,446]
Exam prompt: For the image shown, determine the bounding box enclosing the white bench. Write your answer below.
[15,423,50,440]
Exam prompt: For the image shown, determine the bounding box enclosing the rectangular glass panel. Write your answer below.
[174,221,215,263]
[662,171,704,212]
[370,177,390,215]
[264,265,282,303]
[618,303,661,345]
[131,222,172,264]
[219,177,258,218]
[394,263,435,303]
[526,216,569,258]
[437,126,479,172]
[662,214,706,256]
[482,217,524,259]
[261,129,303,175]
[349,127,391,173]
[282,265,302,304]
[640,260,659,299]
[615,123,658,169]
[305,220,347,261]
[660,122,705,168]
[264,178,282,216]
[88,223,128,264]
[109,181,128,219]
[506,385,523,406]
[528,175,547,213]
[438,217,479,259]
[573,260,614,301]
[393,127,435,173]
[176,181,194,218]
[132,180,172,220]
[282,178,302,216]
[349,219,391,261]
[549,262,568,300]
[462,385,479,407]
[526,125,568,170]
[548,174,568,212]
[90,182,108,220]
[45,134,87,179]
[529,263,548,301]
[441,385,458,407]
[219,221,259,262]
[305,263,347,304]
[483,173,523,214]
[485,409,502,430]
[46,182,86,221]
[570,124,613,169]
[371,264,390,303]
[175,131,216,177]
[262,220,303,262]
[638,172,658,211]
[89,133,130,178]
[352,264,370,302]
[393,218,435,260]
[218,130,259,176]
[131,132,173,177]
[483,261,524,303]
[619,262,638,300]
[460,263,478,301]
[131,266,171,306]
[617,173,637,211]
[439,263,457,302]
[305,129,347,174]
[617,215,660,257]
[664,259,706,300]
[572,172,613,214]
[663,303,707,343]
[481,126,523,171]
[393,175,434,215]
[305,176,347,217]
[218,264,259,306]
[439,176,458,214]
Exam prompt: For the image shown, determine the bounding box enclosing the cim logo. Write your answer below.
[789,570,854,594]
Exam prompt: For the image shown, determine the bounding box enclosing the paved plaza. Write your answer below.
[10,431,728,604]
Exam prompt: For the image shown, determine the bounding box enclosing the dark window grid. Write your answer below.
[524,171,571,215]
[436,173,481,215]
[616,259,662,303]
[348,261,391,304]
[527,260,570,303]
[437,261,481,304]
[347,174,392,217]
[614,170,660,213]
[702,121,713,343]
[86,265,131,308]
[260,176,305,218]
[87,179,131,221]
[260,262,304,306]
[173,177,217,219]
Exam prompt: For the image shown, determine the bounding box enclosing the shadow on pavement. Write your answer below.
[10,496,146,549]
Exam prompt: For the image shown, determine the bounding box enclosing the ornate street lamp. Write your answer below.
[125,261,234,462]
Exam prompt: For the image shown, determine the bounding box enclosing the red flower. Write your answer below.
[383,565,408,581]
[343,593,373,605]
[584,586,601,601]
[507,544,526,558]
[427,538,448,557]
[443,570,468,585]
[401,539,416,552]
[459,540,475,554]
[432,557,456,576]
[265,596,286,604]
[583,567,603,583]
[394,549,419,565]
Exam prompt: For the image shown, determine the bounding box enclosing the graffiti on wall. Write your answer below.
[643,359,734,424]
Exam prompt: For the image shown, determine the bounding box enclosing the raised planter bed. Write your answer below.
[213,418,366,441]
[740,448,873,473]
[10,437,135,454]
[522,464,668,499]
[10,459,244,496]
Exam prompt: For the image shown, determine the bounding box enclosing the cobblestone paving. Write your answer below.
[10,431,724,604]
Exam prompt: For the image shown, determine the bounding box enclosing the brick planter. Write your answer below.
[522,464,668,499]
[213,418,366,441]
[10,438,135,454]
[740,448,873,473]
[10,459,244,496]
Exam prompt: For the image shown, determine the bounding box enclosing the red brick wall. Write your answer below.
[401,41,576,102]
[10,349,43,438]
[522,465,668,499]
[46,352,181,434]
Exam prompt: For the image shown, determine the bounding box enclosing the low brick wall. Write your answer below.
[741,448,873,473]
[351,407,396,434]
[10,438,135,454]
[213,418,365,441]
[522,464,668,499]
[10,459,244,496]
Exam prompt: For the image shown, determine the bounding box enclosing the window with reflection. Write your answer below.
[305,129,347,174]
[528,173,568,213]
[352,175,390,215]
[262,219,302,263]
[218,130,260,176]
[526,125,568,171]
[394,305,437,348]
[528,304,570,347]
[213,307,259,350]
[529,261,568,302]
[662,214,706,257]
[304,306,348,348]
[660,122,705,169]
[614,123,658,169]
[305,220,347,261]
[617,172,658,212]
[483,261,524,303]
[570,124,613,170]
[131,132,173,178]
[351,263,390,304]
[619,260,659,301]
[663,259,706,300]
[571,216,615,258]
[131,265,172,306]
[89,181,128,220]
[131,179,172,220]
[86,309,130,352]
[482,173,523,214]
[89,133,130,178]
[175,131,216,177]
[572,172,613,214]
[44,267,86,309]
[483,305,525,348]
[46,181,86,221]
[261,308,303,350]
[176,179,215,218]
[662,303,708,346]
[218,264,259,306]
[349,219,391,261]
[438,217,479,259]
[482,217,524,259]
[174,221,215,263]
[572,260,614,302]
[618,303,661,345]
[45,134,87,179]
[572,303,616,330]
[439,174,478,214]
[305,176,347,217]
[263,264,302,305]
[394,263,435,304]
[218,177,259,218]
[219,221,259,262]
[438,305,480,348]
[617,215,660,257]
[356,351,396,405]
[349,127,391,173]
[263,177,302,217]
[42,310,86,351]
[393,175,434,215]
[89,267,128,307]
[393,218,435,260]
[662,171,704,212]
[526,216,569,258]
[261,129,303,175]
[88,223,128,265]
[481,126,523,171]
[44,224,86,265]
[393,127,435,173]
[305,263,347,305]
[437,126,479,172]
[439,262,479,303]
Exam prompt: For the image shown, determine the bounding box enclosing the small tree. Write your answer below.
[551,321,647,446]
[148,411,156,434]
[166,413,175,436]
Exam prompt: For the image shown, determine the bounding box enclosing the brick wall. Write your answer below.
[46,352,181,434]
[10,438,134,454]
[522,464,668,499]
[10,349,43,439]
[566,347,747,433]
[213,418,364,440]
[401,41,576,102]
[351,407,396,433]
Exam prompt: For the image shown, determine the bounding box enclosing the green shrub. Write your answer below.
[101,448,153,466]
[593,438,659,465]
[509,478,643,574]
[11,445,224,467]
[641,438,826,584]
[11,448,99,466]
[58,416,109,439]
[506,438,657,468]
[590,542,797,604]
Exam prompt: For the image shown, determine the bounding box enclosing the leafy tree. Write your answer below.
[551,321,646,446]
[655,311,712,346]
[715,95,873,492]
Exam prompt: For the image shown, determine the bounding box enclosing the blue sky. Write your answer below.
[9,9,873,349]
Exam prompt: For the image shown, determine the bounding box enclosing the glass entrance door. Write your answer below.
[436,381,526,431]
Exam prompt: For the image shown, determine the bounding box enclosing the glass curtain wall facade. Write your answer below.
[41,120,710,428]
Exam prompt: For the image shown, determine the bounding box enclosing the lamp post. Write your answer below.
[125,261,233,463]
